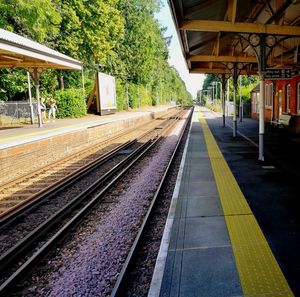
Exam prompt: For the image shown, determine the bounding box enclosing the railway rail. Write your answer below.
[0,108,190,296]
[110,107,192,297]
[0,108,180,224]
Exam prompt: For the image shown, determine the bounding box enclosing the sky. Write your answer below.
[155,0,205,98]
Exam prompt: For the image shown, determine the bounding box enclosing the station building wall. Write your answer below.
[251,75,300,133]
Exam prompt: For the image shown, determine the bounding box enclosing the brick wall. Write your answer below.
[0,109,174,184]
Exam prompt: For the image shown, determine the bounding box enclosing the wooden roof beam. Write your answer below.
[180,20,300,36]
[189,55,257,63]
[227,0,237,24]
[190,68,255,75]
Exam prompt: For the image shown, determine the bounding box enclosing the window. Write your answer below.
[297,83,300,114]
[253,92,260,113]
[265,83,273,108]
[286,84,290,113]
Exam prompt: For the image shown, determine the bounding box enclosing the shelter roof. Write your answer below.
[0,29,82,70]
[169,0,300,75]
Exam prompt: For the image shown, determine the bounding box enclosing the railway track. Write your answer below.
[0,108,189,296]
[110,107,192,297]
[0,108,180,223]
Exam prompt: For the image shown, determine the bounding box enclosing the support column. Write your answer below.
[227,79,229,116]
[239,75,243,122]
[258,72,265,161]
[81,66,85,102]
[222,86,226,128]
[27,71,34,124]
[29,68,43,128]
[232,66,238,138]
[233,82,237,137]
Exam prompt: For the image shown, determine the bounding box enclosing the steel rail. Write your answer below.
[0,139,155,295]
[0,111,186,295]
[0,140,134,227]
[0,109,181,228]
[110,108,193,297]
[0,108,179,213]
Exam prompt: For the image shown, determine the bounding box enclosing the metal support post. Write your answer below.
[233,83,237,137]
[29,68,43,128]
[126,79,129,110]
[239,75,243,122]
[258,72,265,161]
[222,87,226,127]
[227,79,229,116]
[81,66,85,102]
[258,34,266,161]
[27,71,34,124]
[232,66,238,138]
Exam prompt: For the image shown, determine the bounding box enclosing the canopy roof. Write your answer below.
[169,0,300,75]
[0,29,82,70]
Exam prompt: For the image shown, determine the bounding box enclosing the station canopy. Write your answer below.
[169,0,300,75]
[0,28,82,70]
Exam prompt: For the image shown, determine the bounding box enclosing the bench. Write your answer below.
[279,114,291,126]
[271,113,291,127]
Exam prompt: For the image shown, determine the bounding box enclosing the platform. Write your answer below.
[0,107,173,150]
[0,106,177,185]
[149,107,296,297]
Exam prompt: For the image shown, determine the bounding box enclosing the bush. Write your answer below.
[53,88,86,118]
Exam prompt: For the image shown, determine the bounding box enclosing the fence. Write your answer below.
[0,101,37,125]
[225,101,251,117]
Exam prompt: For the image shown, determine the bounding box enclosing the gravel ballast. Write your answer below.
[13,115,189,297]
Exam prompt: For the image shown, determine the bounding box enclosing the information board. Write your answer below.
[265,69,291,79]
[97,72,116,115]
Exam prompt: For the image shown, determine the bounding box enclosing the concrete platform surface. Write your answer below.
[149,107,297,297]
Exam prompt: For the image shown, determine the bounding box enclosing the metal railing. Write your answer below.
[0,101,37,125]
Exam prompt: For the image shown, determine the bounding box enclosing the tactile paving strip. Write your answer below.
[199,110,294,297]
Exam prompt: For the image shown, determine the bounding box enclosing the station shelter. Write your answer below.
[0,28,83,127]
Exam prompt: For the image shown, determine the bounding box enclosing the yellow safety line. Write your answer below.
[199,110,294,297]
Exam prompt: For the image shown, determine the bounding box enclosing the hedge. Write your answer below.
[52,88,86,118]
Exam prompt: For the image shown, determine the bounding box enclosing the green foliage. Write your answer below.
[201,74,259,104]
[0,0,192,116]
[0,0,61,42]
[0,69,29,101]
[53,88,86,118]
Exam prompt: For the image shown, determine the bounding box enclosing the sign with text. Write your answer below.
[265,69,291,79]
[97,72,116,115]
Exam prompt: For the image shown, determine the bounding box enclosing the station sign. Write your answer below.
[265,68,291,79]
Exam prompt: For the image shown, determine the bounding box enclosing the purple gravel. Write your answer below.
[43,126,182,297]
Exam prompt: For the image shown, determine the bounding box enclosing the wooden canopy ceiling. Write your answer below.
[169,0,300,75]
[0,29,82,70]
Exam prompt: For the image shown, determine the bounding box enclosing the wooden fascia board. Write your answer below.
[190,68,230,74]
[0,62,71,69]
[0,42,82,70]
[190,68,254,75]
[180,20,300,36]
[189,55,257,63]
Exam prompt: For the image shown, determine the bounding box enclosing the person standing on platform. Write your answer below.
[48,98,58,122]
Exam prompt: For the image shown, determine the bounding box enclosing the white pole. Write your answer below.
[27,71,34,124]
[227,79,230,116]
[259,73,265,161]
[233,84,237,137]
[239,75,243,122]
[81,66,85,102]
